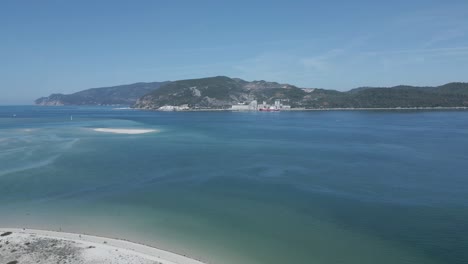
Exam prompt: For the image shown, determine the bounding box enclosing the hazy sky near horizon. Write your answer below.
[1,0,468,104]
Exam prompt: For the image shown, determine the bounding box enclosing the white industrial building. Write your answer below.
[230,99,291,111]
[230,100,258,111]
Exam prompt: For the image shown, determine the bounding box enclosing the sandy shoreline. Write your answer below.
[92,128,158,134]
[0,228,206,264]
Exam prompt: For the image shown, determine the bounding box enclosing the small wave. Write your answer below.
[59,138,80,150]
[0,155,60,177]
[0,128,81,178]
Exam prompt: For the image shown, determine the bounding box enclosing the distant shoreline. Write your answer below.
[134,106,468,112]
[287,106,468,111]
[25,105,468,111]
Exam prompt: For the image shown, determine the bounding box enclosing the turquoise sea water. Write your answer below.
[0,106,467,264]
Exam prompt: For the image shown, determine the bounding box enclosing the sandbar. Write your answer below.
[92,128,158,134]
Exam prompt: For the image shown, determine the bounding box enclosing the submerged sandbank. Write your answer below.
[0,228,206,264]
[92,128,158,134]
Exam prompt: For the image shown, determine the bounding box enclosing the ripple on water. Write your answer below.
[0,128,79,177]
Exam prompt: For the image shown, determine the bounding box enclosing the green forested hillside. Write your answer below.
[135,77,468,109]
[35,81,168,106]
[36,77,468,109]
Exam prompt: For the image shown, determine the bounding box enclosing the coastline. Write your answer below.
[0,228,207,264]
[29,104,468,111]
[286,106,468,111]
[135,106,468,112]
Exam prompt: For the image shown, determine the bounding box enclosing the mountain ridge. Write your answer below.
[134,76,306,109]
[35,81,169,106]
[35,77,468,109]
[134,77,468,109]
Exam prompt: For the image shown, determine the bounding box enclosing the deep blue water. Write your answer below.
[0,106,467,264]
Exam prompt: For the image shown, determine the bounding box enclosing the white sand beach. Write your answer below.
[0,228,206,264]
[92,128,158,134]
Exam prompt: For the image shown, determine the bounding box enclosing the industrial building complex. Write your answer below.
[230,100,291,111]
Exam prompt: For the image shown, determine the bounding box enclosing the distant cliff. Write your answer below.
[134,76,305,109]
[35,81,169,106]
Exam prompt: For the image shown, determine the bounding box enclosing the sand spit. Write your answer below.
[92,128,158,134]
[0,228,206,264]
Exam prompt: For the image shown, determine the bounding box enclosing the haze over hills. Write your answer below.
[36,76,468,109]
[35,81,169,106]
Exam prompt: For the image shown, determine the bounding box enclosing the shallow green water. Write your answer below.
[1,106,467,264]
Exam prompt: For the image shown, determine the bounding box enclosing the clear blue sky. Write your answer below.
[1,0,468,104]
